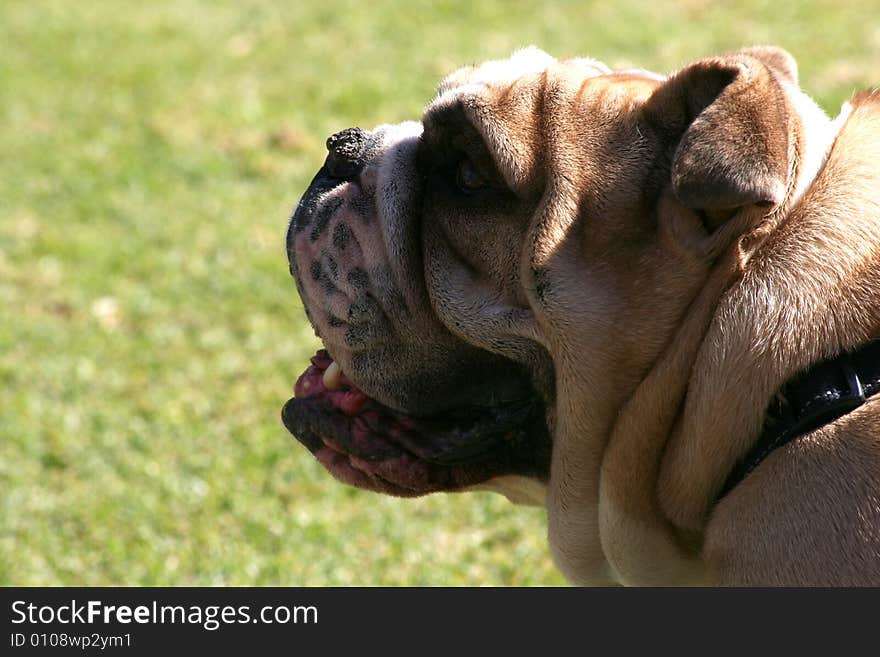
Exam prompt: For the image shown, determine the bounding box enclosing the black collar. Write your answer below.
[717,340,880,501]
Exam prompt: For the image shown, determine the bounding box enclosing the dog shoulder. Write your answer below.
[703,398,880,586]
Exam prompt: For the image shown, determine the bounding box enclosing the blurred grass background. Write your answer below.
[1,0,877,586]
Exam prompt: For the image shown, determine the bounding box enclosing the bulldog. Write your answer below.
[282,46,880,586]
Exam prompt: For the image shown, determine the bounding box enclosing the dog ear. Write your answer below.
[738,46,798,85]
[643,47,795,212]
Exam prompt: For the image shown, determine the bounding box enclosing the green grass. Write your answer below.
[1,0,876,586]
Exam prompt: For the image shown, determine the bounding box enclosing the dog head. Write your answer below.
[282,46,831,508]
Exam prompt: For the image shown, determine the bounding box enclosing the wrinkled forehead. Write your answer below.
[434,46,610,97]
[424,47,665,190]
[433,46,665,103]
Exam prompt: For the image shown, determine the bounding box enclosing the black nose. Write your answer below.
[324,127,368,180]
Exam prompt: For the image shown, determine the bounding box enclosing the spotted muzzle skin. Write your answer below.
[286,123,537,416]
[283,124,552,494]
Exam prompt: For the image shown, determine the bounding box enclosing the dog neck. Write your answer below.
[718,340,880,500]
[597,91,880,586]
[663,89,880,550]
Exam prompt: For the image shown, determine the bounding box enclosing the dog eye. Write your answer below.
[455,158,488,192]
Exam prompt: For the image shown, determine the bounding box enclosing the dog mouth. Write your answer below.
[282,349,552,496]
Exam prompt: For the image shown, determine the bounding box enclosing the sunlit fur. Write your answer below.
[298,46,880,585]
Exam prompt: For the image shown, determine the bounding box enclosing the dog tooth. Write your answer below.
[323,360,342,390]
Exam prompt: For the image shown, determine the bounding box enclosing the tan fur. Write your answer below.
[294,46,880,585]
[424,49,880,585]
[705,397,880,585]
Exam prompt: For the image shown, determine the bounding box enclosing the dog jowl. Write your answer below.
[283,121,553,499]
[283,46,880,586]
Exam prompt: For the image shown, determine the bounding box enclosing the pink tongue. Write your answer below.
[294,350,369,416]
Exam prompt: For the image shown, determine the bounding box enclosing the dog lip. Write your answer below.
[282,349,553,496]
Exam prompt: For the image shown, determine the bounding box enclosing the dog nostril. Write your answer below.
[326,127,367,158]
[324,127,368,180]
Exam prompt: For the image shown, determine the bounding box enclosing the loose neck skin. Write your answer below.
[591,93,861,586]
[658,91,880,537]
